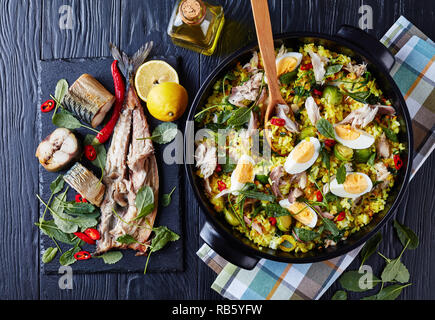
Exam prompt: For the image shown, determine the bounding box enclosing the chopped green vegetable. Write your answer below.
[334,144,354,161]
[276,215,292,232]
[354,148,373,163]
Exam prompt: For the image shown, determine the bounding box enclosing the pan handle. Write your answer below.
[200,221,259,270]
[337,25,395,72]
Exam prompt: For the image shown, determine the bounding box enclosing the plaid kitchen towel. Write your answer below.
[197,16,435,300]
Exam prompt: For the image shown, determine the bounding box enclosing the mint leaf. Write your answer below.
[97,251,123,265]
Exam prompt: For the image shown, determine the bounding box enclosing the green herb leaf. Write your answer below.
[325,64,343,77]
[336,164,347,184]
[331,290,347,300]
[96,251,123,265]
[116,234,138,245]
[36,219,76,245]
[239,190,275,202]
[381,257,403,282]
[227,107,252,127]
[346,91,379,105]
[52,110,82,130]
[321,216,340,236]
[55,79,69,102]
[324,193,338,203]
[255,174,269,185]
[62,201,96,215]
[360,232,382,267]
[316,118,335,139]
[393,220,419,250]
[339,270,380,292]
[50,175,65,194]
[281,240,293,249]
[265,203,291,218]
[151,123,178,144]
[279,70,298,85]
[150,226,180,253]
[84,134,107,169]
[293,227,320,242]
[321,147,331,170]
[59,246,80,266]
[42,247,58,264]
[375,284,412,300]
[162,187,176,207]
[367,152,376,166]
[383,127,399,143]
[394,260,410,283]
[135,186,155,220]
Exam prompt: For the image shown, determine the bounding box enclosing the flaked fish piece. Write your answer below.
[288,187,304,203]
[195,142,217,179]
[339,104,396,128]
[377,133,391,158]
[35,128,80,172]
[64,162,105,207]
[344,62,367,78]
[308,51,329,83]
[228,72,263,107]
[270,165,284,198]
[374,161,392,189]
[243,51,259,73]
[63,74,115,128]
[305,96,321,126]
[96,42,158,256]
[276,104,299,133]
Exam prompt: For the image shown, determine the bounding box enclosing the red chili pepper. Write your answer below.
[95,60,125,144]
[394,154,403,170]
[313,89,323,96]
[316,191,323,202]
[217,180,227,192]
[73,232,96,245]
[324,139,336,148]
[301,63,313,71]
[269,217,277,226]
[84,145,97,161]
[215,164,222,173]
[40,99,55,113]
[270,118,286,127]
[84,228,101,241]
[337,212,346,221]
[75,194,84,203]
[74,251,92,261]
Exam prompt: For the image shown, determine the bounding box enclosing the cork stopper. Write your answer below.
[180,0,206,25]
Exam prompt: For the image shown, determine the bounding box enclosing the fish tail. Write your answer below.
[109,42,153,81]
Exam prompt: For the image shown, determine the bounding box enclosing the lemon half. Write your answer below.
[135,60,179,102]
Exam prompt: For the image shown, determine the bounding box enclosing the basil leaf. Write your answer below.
[150,226,180,253]
[50,175,65,194]
[116,234,138,245]
[325,64,343,77]
[239,190,275,202]
[336,164,347,184]
[376,284,411,300]
[52,110,82,130]
[293,227,320,242]
[135,186,155,220]
[339,271,380,292]
[59,246,80,266]
[151,123,178,144]
[360,232,382,266]
[346,91,379,105]
[393,220,419,250]
[161,187,176,208]
[55,79,69,102]
[383,127,399,143]
[316,118,335,139]
[265,203,290,217]
[227,107,252,127]
[42,247,58,264]
[331,290,347,300]
[279,70,298,85]
[97,251,123,265]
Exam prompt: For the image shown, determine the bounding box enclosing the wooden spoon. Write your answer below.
[250,0,293,155]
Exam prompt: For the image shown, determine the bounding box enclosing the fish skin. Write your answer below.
[95,42,158,256]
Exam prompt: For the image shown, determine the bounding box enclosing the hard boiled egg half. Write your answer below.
[330,172,373,199]
[276,52,303,77]
[284,137,320,174]
[334,124,375,150]
[279,200,317,228]
[230,154,256,195]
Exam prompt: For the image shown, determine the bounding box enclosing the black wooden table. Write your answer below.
[0,0,434,300]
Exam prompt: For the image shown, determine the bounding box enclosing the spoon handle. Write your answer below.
[250,0,280,101]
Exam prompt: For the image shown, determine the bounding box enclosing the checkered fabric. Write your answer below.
[197,16,435,300]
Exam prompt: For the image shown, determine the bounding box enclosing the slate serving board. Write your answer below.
[38,57,183,274]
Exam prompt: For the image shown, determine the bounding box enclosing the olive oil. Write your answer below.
[167,0,225,56]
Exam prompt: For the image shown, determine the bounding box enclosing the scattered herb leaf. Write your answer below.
[316,118,335,139]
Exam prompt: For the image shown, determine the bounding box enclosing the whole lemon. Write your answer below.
[146,82,188,122]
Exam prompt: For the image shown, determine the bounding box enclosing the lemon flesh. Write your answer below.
[146,82,188,122]
[135,60,179,102]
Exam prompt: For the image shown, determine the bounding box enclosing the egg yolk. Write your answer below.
[343,173,368,194]
[233,161,254,184]
[277,57,298,76]
[335,125,361,141]
[292,141,315,163]
[288,202,314,225]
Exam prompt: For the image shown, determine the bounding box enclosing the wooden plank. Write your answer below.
[117,0,201,299]
[41,0,121,59]
[0,0,42,300]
